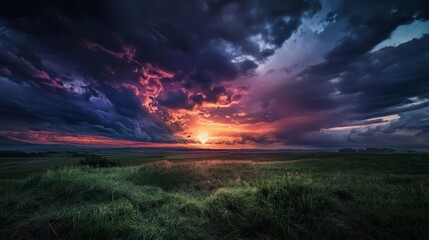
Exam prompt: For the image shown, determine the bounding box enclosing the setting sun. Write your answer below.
[197,132,210,144]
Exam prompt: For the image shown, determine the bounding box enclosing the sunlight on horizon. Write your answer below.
[197,132,210,144]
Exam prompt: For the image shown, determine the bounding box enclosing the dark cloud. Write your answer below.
[159,89,193,110]
[239,60,258,75]
[307,0,429,76]
[0,0,428,148]
[346,107,429,148]
[0,0,320,82]
[262,33,429,145]
[338,36,429,118]
[274,107,429,149]
[0,77,176,143]
[0,50,65,91]
[0,0,319,143]
[0,101,43,124]
[244,0,429,147]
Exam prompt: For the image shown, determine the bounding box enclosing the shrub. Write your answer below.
[78,155,119,168]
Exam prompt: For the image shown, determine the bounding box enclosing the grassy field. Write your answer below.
[1,151,429,239]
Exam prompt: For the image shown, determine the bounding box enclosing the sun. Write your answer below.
[197,132,210,144]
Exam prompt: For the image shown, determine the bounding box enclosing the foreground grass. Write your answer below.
[1,154,429,239]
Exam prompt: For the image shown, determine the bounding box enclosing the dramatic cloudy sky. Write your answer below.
[0,0,429,149]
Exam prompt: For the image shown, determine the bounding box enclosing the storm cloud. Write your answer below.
[0,0,428,148]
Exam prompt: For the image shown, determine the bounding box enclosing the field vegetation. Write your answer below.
[0,151,428,239]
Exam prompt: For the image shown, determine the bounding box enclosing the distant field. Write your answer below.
[1,150,413,175]
[0,150,360,176]
[1,151,429,239]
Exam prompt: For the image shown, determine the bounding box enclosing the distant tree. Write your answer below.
[338,147,396,153]
[338,148,357,153]
[78,154,119,168]
[0,151,50,157]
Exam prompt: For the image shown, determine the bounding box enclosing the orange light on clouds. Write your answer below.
[0,130,188,148]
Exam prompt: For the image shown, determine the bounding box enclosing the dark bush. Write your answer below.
[78,154,119,168]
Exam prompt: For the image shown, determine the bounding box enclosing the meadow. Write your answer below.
[0,151,428,239]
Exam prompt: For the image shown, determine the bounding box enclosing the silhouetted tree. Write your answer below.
[0,151,50,157]
[339,147,396,153]
[78,154,119,168]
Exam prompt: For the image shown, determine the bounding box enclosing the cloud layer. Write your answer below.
[0,0,428,149]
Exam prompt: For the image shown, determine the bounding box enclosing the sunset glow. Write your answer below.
[197,132,210,145]
[0,0,428,150]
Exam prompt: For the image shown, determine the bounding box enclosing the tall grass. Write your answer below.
[1,154,429,239]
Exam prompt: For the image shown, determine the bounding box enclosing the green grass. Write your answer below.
[1,152,429,239]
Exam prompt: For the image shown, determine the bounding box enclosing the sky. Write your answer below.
[0,0,429,150]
